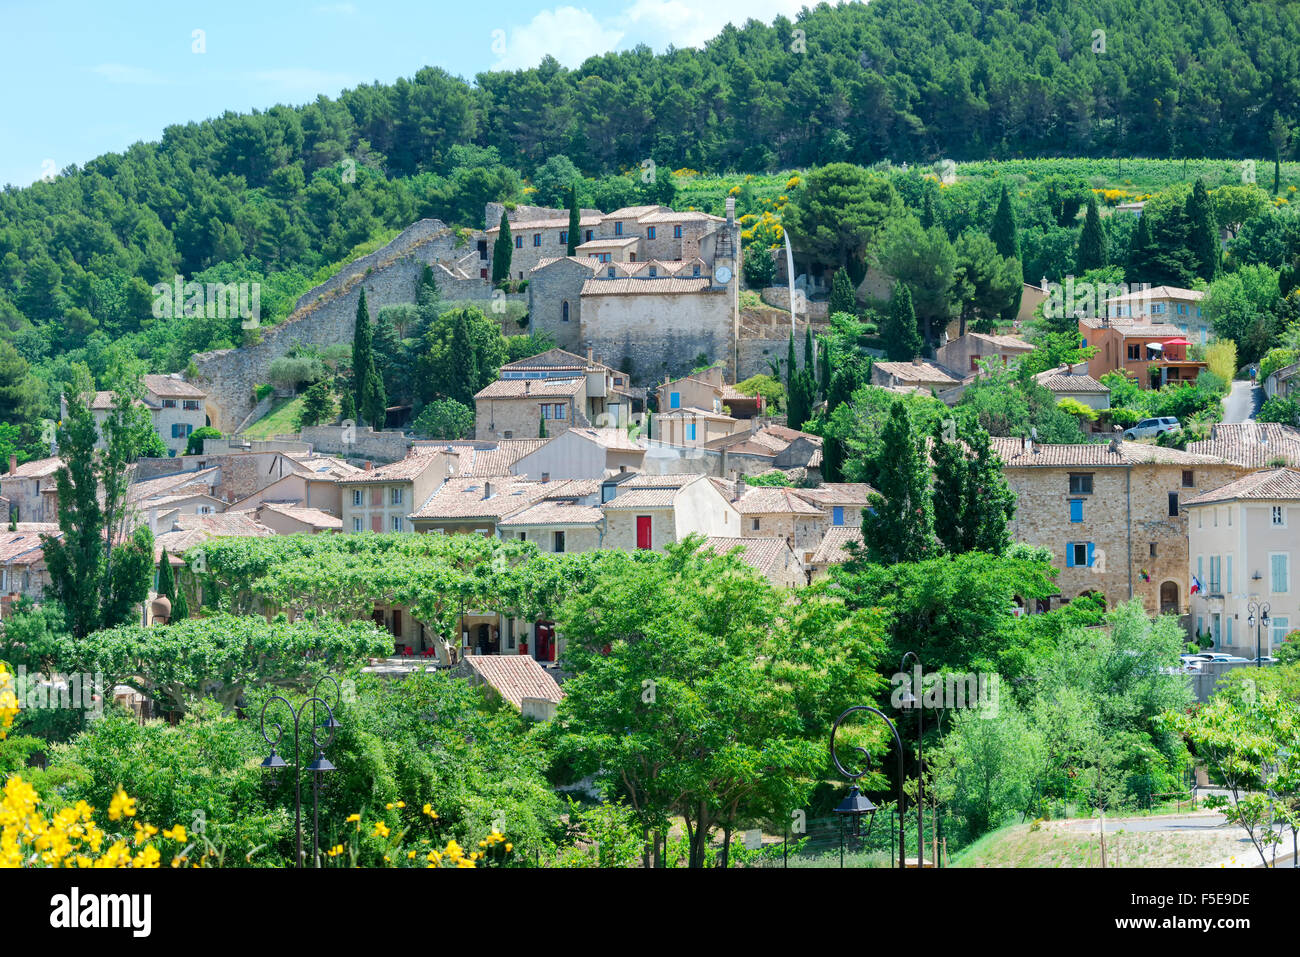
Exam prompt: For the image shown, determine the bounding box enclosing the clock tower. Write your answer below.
[714,196,741,377]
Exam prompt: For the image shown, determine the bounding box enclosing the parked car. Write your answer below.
[1123,416,1181,440]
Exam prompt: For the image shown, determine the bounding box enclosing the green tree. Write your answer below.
[1271,111,1293,196]
[880,216,956,348]
[783,164,900,278]
[930,421,1016,555]
[0,341,43,455]
[361,367,387,430]
[41,388,155,638]
[297,379,336,429]
[1186,179,1220,281]
[954,231,1022,337]
[858,401,936,564]
[412,398,474,439]
[185,426,222,455]
[829,267,857,315]
[882,281,923,361]
[1076,194,1108,273]
[351,288,374,423]
[492,211,513,284]
[990,183,1022,323]
[567,185,581,256]
[156,549,176,604]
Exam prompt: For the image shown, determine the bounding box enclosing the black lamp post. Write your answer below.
[1247,600,1271,667]
[831,705,907,869]
[259,676,340,868]
[900,651,925,866]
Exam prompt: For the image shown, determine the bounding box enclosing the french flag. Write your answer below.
[1190,576,1203,595]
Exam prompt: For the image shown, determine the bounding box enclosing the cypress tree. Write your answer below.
[567,187,580,256]
[171,579,189,621]
[1076,195,1107,272]
[931,421,1016,556]
[352,288,373,422]
[829,267,857,315]
[539,413,548,438]
[920,191,937,230]
[804,324,815,370]
[156,549,176,603]
[882,282,922,362]
[362,367,387,429]
[818,338,831,399]
[492,211,513,283]
[1127,213,1154,284]
[989,183,1019,260]
[859,401,936,564]
[1186,179,1220,281]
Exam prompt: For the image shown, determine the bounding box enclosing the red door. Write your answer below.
[635,516,652,550]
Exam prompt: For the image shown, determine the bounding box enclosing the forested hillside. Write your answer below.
[3,0,1300,439]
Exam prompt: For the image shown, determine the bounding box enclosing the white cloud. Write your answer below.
[88,63,165,85]
[490,6,624,70]
[490,1,807,71]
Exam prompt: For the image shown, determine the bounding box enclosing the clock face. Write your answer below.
[714,265,733,285]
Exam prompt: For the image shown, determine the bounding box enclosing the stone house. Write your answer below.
[496,479,606,554]
[655,407,746,448]
[701,536,806,589]
[992,435,1247,615]
[808,525,862,580]
[1184,468,1300,656]
[934,333,1034,377]
[142,375,209,456]
[656,366,764,420]
[474,377,586,441]
[870,359,963,394]
[601,474,740,551]
[1033,364,1111,411]
[483,205,604,280]
[0,524,58,613]
[791,482,873,532]
[509,427,646,480]
[250,504,342,534]
[730,484,826,562]
[407,476,549,536]
[1265,361,1300,401]
[0,456,62,524]
[339,450,456,533]
[1104,285,1211,346]
[1186,422,1300,468]
[1080,317,1207,388]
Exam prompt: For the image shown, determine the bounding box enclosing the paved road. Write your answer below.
[1223,379,1263,423]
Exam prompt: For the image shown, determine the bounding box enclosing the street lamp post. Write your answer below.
[1247,600,1271,667]
[259,676,340,868]
[830,705,907,869]
[899,652,925,867]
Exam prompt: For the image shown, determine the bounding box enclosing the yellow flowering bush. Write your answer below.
[327,801,516,869]
[0,663,17,739]
[1,776,189,869]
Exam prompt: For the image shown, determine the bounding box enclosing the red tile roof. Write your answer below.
[463,655,564,709]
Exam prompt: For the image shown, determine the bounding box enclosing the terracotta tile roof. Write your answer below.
[338,450,445,485]
[435,440,549,477]
[287,453,363,478]
[1183,467,1300,506]
[409,477,547,521]
[735,486,823,515]
[1033,366,1109,393]
[603,204,667,219]
[475,377,585,399]
[0,529,54,563]
[638,210,724,224]
[990,437,1232,468]
[811,525,862,566]
[1186,423,1300,468]
[486,214,602,233]
[463,655,564,709]
[701,536,797,576]
[531,256,600,274]
[792,483,874,507]
[501,348,596,372]
[5,457,62,479]
[602,488,679,509]
[539,478,602,499]
[172,512,277,536]
[873,361,962,385]
[580,277,714,296]
[127,467,220,505]
[968,332,1033,351]
[142,374,207,398]
[566,427,646,452]
[620,473,695,488]
[496,500,604,527]
[1104,285,1204,303]
[260,504,343,529]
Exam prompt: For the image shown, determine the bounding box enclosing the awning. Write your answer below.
[1162,338,1191,346]
[1145,342,1164,352]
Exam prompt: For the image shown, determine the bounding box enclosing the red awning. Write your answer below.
[1162,338,1191,346]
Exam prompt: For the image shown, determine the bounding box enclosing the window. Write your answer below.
[1273,506,1286,527]
[648,266,657,277]
[607,267,615,278]
[692,264,700,277]
[555,404,566,420]
[596,252,611,263]
[541,404,552,419]
[562,301,570,322]
[1226,554,1233,593]
[352,489,363,506]
[1271,553,1290,593]
[1068,473,1093,495]
[674,225,682,238]
[751,518,761,531]
[1066,542,1092,567]
[391,516,403,532]
[1273,617,1291,649]
[390,487,403,506]
[1149,542,1157,559]
[1127,344,1142,360]
[533,234,541,247]
[514,236,522,248]
[1208,555,1221,593]
[1069,499,1084,523]
[585,230,593,242]
[183,400,200,411]
[646,226,656,239]
[353,517,362,532]
[832,506,845,526]
[162,399,177,409]
[559,230,568,244]
[670,392,681,410]
[686,423,696,441]
[1151,302,1166,315]
[1168,492,1179,517]
[614,222,623,236]
[553,530,565,553]
[1182,470,1194,488]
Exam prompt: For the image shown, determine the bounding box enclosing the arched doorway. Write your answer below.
[1159,581,1180,615]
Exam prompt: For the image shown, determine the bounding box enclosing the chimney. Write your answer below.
[730,470,741,502]
[541,472,550,483]
[912,356,922,366]
[1210,423,1219,441]
[587,347,594,364]
[524,380,531,394]
[483,481,492,499]
[363,461,373,472]
[7,454,15,474]
[1109,425,1123,453]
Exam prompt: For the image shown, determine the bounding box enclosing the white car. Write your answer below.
[1123,417,1181,441]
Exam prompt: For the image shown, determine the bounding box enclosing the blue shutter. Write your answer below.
[1086,542,1095,567]
[670,392,680,410]
[833,506,844,526]
[1069,499,1083,523]
[1066,543,1075,568]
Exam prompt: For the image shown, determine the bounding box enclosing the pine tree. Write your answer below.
[931,421,1016,555]
[1186,180,1220,281]
[492,211,513,283]
[1076,195,1107,272]
[859,401,936,564]
[920,191,938,230]
[882,282,922,361]
[415,264,441,340]
[829,267,857,315]
[352,288,373,422]
[567,186,580,256]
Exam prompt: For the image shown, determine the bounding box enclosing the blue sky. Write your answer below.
[0,0,809,188]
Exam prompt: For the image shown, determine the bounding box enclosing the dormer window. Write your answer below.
[607,267,615,278]
[648,266,657,277]
[614,222,623,236]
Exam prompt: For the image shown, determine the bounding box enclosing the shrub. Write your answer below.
[1258,395,1300,426]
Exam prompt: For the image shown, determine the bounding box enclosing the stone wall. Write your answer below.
[580,289,733,386]
[192,219,502,434]
[294,425,415,462]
